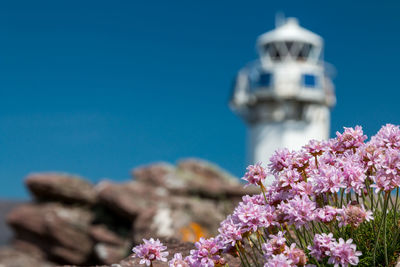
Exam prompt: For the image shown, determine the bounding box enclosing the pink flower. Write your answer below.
[242,193,266,206]
[373,124,400,149]
[333,126,367,152]
[309,163,346,194]
[371,148,400,192]
[242,163,267,186]
[277,168,302,188]
[262,231,287,258]
[264,254,293,267]
[188,237,224,267]
[339,154,367,195]
[284,244,307,266]
[327,238,362,267]
[315,206,341,224]
[308,233,334,261]
[168,253,189,267]
[338,204,373,227]
[290,181,314,197]
[132,238,169,266]
[217,215,243,247]
[269,149,294,174]
[234,201,277,232]
[278,195,316,228]
[304,139,328,156]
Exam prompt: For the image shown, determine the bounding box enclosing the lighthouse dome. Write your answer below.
[257,18,322,47]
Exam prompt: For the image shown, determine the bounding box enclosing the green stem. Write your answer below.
[391,188,400,249]
[310,221,317,236]
[389,192,395,210]
[375,191,382,211]
[339,189,345,208]
[235,243,248,267]
[373,192,389,266]
[253,236,264,254]
[383,192,389,266]
[394,188,399,224]
[293,227,305,250]
[370,187,374,213]
[247,237,261,267]
[241,246,251,267]
[373,218,384,266]
[259,183,268,204]
[361,192,370,210]
[346,192,351,206]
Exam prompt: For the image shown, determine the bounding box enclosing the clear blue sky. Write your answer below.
[1,0,399,198]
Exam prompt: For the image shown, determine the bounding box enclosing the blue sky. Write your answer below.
[1,0,400,198]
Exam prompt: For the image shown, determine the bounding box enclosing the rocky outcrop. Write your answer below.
[7,203,94,265]
[96,181,166,220]
[0,200,23,246]
[133,159,259,198]
[26,173,97,205]
[3,158,257,266]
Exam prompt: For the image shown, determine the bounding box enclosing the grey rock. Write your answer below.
[96,181,166,220]
[26,173,97,205]
[7,203,93,265]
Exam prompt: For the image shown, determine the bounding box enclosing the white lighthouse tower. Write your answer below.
[230,17,336,167]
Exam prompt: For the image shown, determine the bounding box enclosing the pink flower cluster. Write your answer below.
[242,162,267,186]
[132,238,169,266]
[186,237,225,266]
[308,233,361,267]
[262,231,307,266]
[132,125,400,266]
[338,203,373,227]
[168,253,189,267]
[367,124,400,192]
[133,238,226,267]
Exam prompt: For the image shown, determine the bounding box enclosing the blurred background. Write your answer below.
[1,0,400,198]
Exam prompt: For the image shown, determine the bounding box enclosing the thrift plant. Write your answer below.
[132,124,400,266]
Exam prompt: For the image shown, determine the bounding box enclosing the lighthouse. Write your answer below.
[230,17,336,167]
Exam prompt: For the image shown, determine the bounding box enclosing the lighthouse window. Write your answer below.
[298,43,312,61]
[266,42,282,61]
[303,74,316,87]
[285,41,294,52]
[258,72,272,87]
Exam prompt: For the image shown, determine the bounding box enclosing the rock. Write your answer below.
[177,158,238,185]
[132,158,258,199]
[133,196,225,243]
[94,243,130,265]
[11,239,47,259]
[0,200,23,246]
[176,158,256,198]
[132,163,189,194]
[89,225,126,246]
[0,246,54,267]
[96,181,167,220]
[6,203,94,265]
[132,162,176,187]
[5,159,255,266]
[25,173,97,205]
